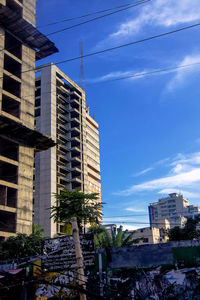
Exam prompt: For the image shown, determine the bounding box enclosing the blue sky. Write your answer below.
[36,0,200,230]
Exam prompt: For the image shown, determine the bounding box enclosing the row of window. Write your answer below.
[86,125,99,139]
[88,181,101,192]
[87,147,99,159]
[86,139,99,152]
[86,132,99,145]
[87,156,100,168]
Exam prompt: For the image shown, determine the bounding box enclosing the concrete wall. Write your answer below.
[104,240,200,269]
[34,64,57,237]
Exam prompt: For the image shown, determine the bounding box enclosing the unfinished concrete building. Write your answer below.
[34,63,101,237]
[0,0,58,240]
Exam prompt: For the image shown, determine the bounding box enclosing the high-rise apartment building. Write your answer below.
[149,193,200,227]
[34,63,101,237]
[0,0,57,240]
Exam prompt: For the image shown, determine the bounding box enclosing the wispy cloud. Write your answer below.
[97,0,200,47]
[88,54,200,86]
[158,189,200,199]
[87,69,149,83]
[125,207,146,212]
[133,167,154,177]
[166,54,200,91]
[115,152,200,198]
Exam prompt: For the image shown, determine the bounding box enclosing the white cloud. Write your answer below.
[158,189,200,199]
[133,167,153,177]
[171,152,200,166]
[167,54,200,91]
[99,0,200,46]
[119,224,140,231]
[125,207,146,212]
[87,69,149,83]
[115,152,200,198]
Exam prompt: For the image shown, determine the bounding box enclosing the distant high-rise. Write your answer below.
[0,0,57,240]
[149,193,200,227]
[34,63,101,237]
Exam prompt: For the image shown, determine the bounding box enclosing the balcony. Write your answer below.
[71,127,80,138]
[57,145,70,156]
[57,135,70,145]
[70,156,81,164]
[57,156,69,166]
[70,99,80,109]
[70,108,80,118]
[71,117,80,128]
[71,146,81,156]
[57,103,70,115]
[88,168,101,182]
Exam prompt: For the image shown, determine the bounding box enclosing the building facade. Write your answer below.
[0,0,57,240]
[149,193,200,228]
[34,63,101,237]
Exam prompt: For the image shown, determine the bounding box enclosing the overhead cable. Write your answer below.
[37,1,143,28]
[1,21,200,81]
[46,0,150,36]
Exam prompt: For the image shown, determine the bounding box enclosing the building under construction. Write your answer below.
[0,0,58,240]
[34,63,101,237]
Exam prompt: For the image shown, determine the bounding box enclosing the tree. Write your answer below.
[50,188,104,300]
[89,225,141,249]
[168,216,200,241]
[51,188,103,230]
[0,224,44,260]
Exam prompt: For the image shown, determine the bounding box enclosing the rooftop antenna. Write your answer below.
[79,40,85,91]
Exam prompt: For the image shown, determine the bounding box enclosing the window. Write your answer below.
[35,108,41,117]
[35,98,41,107]
[143,238,149,243]
[87,140,99,151]
[2,94,20,118]
[86,125,99,138]
[86,132,99,145]
[168,199,176,203]
[5,32,22,59]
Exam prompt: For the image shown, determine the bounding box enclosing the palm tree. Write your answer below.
[90,225,141,249]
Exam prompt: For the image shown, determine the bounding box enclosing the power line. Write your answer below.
[102,221,190,226]
[4,59,200,105]
[97,62,200,83]
[1,21,200,81]
[46,0,149,36]
[54,21,200,65]
[37,2,142,28]
[103,209,200,218]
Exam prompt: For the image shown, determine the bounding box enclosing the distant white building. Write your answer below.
[149,193,200,227]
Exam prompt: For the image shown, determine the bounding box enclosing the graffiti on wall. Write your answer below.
[42,234,95,272]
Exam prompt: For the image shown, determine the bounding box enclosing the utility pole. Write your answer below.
[71,217,87,300]
[79,41,85,91]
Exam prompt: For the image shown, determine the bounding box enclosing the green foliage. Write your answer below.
[168,216,200,241]
[89,225,141,249]
[0,224,44,260]
[51,188,104,225]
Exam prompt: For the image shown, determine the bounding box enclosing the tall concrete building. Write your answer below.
[0,0,57,240]
[149,193,200,227]
[34,63,101,237]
